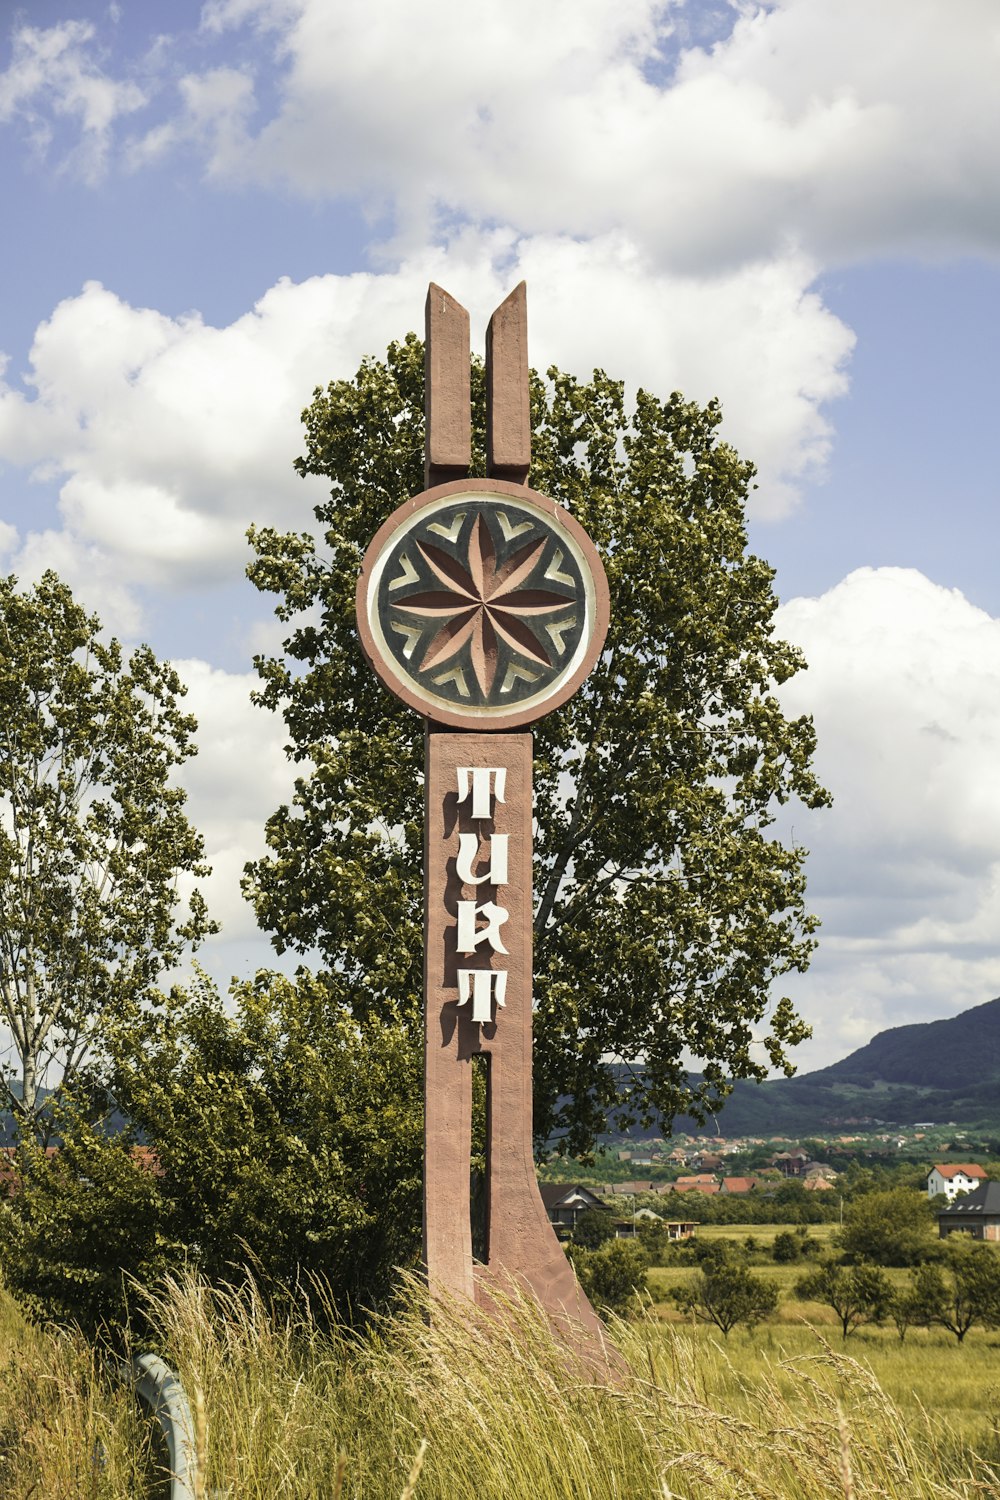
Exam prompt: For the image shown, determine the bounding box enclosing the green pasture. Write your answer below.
[681,1221,841,1247]
[660,1319,1000,1462]
[644,1220,1000,1457]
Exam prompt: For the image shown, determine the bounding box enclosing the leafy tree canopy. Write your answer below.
[0,969,424,1334]
[671,1254,779,1336]
[111,969,424,1314]
[246,337,829,1153]
[837,1188,936,1267]
[0,572,215,1141]
[570,1237,650,1318]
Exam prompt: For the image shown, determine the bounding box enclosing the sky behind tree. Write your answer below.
[1,0,999,1073]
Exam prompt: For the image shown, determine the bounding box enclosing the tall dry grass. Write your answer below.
[0,1291,153,1497]
[1,1271,998,1498]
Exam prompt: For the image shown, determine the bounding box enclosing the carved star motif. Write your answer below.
[392,512,572,697]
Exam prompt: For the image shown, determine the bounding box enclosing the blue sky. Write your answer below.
[1,0,999,1073]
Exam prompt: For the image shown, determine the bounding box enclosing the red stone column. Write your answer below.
[359,282,610,1359]
[423,727,605,1338]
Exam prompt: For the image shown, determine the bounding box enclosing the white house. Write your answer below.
[926,1163,988,1201]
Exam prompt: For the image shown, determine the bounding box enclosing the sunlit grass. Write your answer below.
[3,1267,1000,1497]
[0,1284,154,1496]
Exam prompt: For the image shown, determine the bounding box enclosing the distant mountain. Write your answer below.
[663,996,1000,1138]
[819,997,1000,1089]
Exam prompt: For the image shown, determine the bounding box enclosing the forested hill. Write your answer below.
[666,996,1000,1137]
[817,996,1000,1088]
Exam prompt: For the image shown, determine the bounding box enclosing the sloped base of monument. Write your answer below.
[471,1261,624,1379]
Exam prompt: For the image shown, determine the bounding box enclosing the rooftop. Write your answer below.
[937,1181,1000,1216]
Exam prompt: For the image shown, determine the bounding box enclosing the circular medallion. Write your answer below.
[356,478,609,729]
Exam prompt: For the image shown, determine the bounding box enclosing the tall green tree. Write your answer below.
[0,572,216,1142]
[246,338,829,1153]
[837,1188,936,1267]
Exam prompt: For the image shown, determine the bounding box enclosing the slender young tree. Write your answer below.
[0,571,216,1142]
[246,337,830,1154]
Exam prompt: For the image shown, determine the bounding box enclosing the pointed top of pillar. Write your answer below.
[486,281,530,485]
[425,284,471,489]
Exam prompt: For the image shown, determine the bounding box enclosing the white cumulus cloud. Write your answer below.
[185,0,1000,267]
[0,238,851,621]
[776,568,1000,1067]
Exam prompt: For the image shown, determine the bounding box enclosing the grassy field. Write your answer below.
[678,1223,841,1247]
[646,1221,1000,1457]
[2,1269,1000,1498]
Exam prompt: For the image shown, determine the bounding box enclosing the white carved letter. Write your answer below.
[457,969,507,1024]
[456,832,509,887]
[456,899,509,954]
[456,766,506,819]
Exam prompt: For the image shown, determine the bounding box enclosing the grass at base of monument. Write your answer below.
[1,1272,999,1499]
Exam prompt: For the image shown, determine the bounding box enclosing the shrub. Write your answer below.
[571,1239,649,1317]
[772,1230,802,1263]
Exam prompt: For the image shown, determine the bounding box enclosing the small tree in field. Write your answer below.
[888,1281,935,1343]
[902,1238,1000,1342]
[0,572,215,1142]
[796,1260,894,1339]
[671,1255,778,1336]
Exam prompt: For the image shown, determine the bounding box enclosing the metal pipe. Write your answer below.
[132,1353,199,1500]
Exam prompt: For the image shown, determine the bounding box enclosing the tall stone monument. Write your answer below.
[356,283,609,1343]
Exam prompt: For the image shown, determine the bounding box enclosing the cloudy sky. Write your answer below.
[1,0,998,1074]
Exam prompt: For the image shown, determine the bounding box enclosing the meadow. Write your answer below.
[2,1262,1000,1499]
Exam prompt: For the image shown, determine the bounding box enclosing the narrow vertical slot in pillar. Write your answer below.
[470,1051,491,1264]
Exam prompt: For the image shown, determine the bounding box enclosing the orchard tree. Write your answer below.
[246,337,830,1153]
[671,1253,778,1336]
[796,1260,894,1340]
[0,572,216,1142]
[902,1239,1000,1343]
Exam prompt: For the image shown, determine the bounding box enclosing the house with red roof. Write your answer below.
[926,1163,988,1201]
[671,1177,719,1196]
[719,1176,763,1195]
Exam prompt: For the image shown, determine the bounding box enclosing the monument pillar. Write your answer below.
[356,283,610,1345]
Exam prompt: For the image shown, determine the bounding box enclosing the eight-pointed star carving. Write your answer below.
[392,513,573,697]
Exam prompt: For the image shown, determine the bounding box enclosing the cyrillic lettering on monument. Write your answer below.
[455,765,509,1019]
